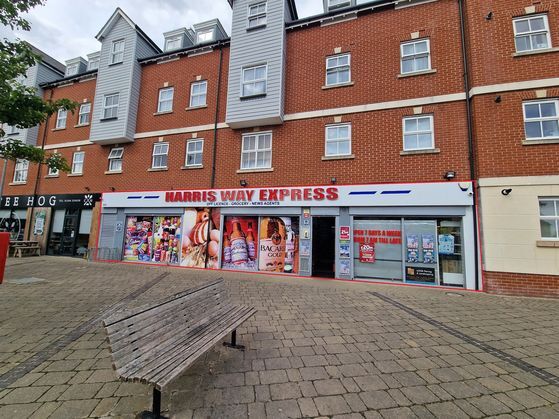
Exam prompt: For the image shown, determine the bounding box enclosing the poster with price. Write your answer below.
[359,243,376,263]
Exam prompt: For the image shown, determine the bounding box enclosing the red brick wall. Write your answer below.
[484,271,559,298]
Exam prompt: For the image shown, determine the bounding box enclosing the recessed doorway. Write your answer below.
[312,217,336,278]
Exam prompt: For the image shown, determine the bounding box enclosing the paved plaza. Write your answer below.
[1,257,559,418]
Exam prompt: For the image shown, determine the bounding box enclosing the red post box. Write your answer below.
[0,232,10,284]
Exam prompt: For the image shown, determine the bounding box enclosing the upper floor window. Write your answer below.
[185,139,204,167]
[325,124,351,157]
[152,142,169,169]
[6,125,18,135]
[78,103,91,125]
[157,87,174,113]
[513,14,551,53]
[103,93,119,119]
[248,2,267,28]
[66,64,78,76]
[72,151,85,174]
[190,81,207,108]
[523,100,559,140]
[88,59,99,71]
[539,198,559,239]
[108,147,124,172]
[401,39,431,74]
[242,64,267,97]
[197,29,213,44]
[13,159,28,183]
[326,53,351,86]
[56,109,67,129]
[48,165,59,176]
[165,37,182,51]
[241,132,272,170]
[111,40,125,64]
[403,115,434,151]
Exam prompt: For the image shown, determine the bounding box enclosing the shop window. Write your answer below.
[523,100,559,140]
[108,147,124,172]
[190,81,207,108]
[72,151,84,174]
[157,87,174,113]
[111,39,125,64]
[539,198,559,239]
[242,64,267,97]
[13,159,28,183]
[48,165,59,176]
[78,103,91,125]
[513,14,551,53]
[185,139,203,167]
[326,53,351,86]
[401,39,431,74]
[325,123,351,156]
[152,142,169,169]
[248,2,267,28]
[56,109,67,129]
[403,115,434,151]
[241,132,272,170]
[103,93,119,119]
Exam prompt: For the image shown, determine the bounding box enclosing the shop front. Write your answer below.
[99,181,477,289]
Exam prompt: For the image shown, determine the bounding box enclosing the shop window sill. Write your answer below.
[153,110,173,116]
[536,240,559,248]
[104,170,122,175]
[400,148,440,156]
[513,47,559,58]
[322,154,355,161]
[74,123,90,128]
[185,105,208,111]
[181,165,203,170]
[322,82,354,90]
[148,167,168,172]
[398,69,437,78]
[522,138,559,145]
[236,167,274,174]
[51,127,66,132]
[68,173,83,177]
[8,182,26,186]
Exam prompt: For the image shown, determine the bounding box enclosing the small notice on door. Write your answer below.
[359,243,375,263]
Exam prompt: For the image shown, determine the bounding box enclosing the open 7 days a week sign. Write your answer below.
[102,182,473,209]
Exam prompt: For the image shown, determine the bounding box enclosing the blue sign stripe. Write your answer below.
[127,196,142,200]
[144,196,160,199]
[349,191,377,195]
[381,190,412,195]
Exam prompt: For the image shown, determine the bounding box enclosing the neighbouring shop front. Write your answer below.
[98,182,477,289]
[0,193,101,256]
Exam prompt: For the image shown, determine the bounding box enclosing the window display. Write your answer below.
[181,208,221,269]
[259,217,299,274]
[153,216,181,265]
[124,217,153,262]
[222,216,259,271]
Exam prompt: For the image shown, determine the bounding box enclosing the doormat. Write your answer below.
[6,277,46,285]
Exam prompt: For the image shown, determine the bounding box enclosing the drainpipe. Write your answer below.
[204,46,224,269]
[458,0,480,290]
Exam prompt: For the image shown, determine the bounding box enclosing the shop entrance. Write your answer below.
[60,209,79,256]
[312,217,335,278]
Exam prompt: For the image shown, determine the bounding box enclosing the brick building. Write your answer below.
[1,0,557,296]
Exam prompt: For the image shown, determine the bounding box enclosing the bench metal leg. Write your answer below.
[139,388,168,419]
[223,329,245,350]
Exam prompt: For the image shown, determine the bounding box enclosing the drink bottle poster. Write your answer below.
[181,208,221,268]
[123,216,153,262]
[221,216,258,271]
[422,233,436,264]
[259,217,299,274]
[152,216,181,265]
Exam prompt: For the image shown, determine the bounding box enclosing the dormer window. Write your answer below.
[328,0,351,10]
[165,36,182,51]
[248,2,267,29]
[111,40,125,65]
[88,59,99,71]
[197,29,213,44]
[66,64,78,76]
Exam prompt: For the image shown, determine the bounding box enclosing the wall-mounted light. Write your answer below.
[331,177,337,184]
[444,171,456,181]
[84,186,90,192]
[110,186,116,192]
[501,188,512,196]
[485,11,493,20]
[240,179,248,187]
[495,95,502,103]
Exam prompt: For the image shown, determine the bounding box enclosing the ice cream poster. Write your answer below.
[221,216,259,271]
[422,234,436,264]
[123,216,153,262]
[181,208,221,268]
[406,234,419,263]
[152,216,181,265]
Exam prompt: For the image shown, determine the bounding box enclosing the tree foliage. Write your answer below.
[0,0,76,172]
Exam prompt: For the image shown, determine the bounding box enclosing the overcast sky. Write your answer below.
[0,0,326,64]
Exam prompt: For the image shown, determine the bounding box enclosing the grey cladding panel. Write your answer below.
[36,65,63,86]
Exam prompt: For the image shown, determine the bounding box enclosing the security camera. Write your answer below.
[501,188,512,196]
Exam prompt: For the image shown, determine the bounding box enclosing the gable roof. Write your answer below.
[24,42,65,75]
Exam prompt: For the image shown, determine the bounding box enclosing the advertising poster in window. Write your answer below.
[406,234,419,263]
[422,234,436,264]
[181,208,221,269]
[359,243,376,263]
[438,234,455,255]
[222,216,258,271]
[152,216,181,265]
[259,217,299,274]
[123,216,152,262]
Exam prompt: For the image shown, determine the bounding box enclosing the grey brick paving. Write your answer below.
[1,257,559,417]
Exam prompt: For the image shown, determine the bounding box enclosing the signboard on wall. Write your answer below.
[406,266,436,282]
[1,194,101,209]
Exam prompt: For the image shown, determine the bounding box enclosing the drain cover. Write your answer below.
[6,277,46,285]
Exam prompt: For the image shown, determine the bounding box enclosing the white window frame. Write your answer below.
[71,152,85,174]
[157,87,174,113]
[87,59,99,71]
[328,0,351,10]
[103,93,119,119]
[66,64,78,76]
[110,39,125,65]
[185,139,204,167]
[78,103,91,125]
[241,132,272,170]
[402,115,435,151]
[325,123,352,157]
[165,36,182,51]
[241,64,267,97]
[13,159,28,183]
[151,142,169,169]
[539,198,559,240]
[513,14,552,53]
[56,109,67,129]
[6,125,18,135]
[197,29,214,44]
[47,165,59,176]
[248,2,267,29]
[523,100,559,141]
[326,53,351,86]
[108,147,124,172]
[400,39,431,74]
[189,81,207,108]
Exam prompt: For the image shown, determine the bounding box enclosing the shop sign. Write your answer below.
[0,194,101,209]
[340,226,350,240]
[406,266,436,283]
[359,244,376,263]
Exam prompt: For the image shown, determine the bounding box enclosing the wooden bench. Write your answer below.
[103,278,256,419]
[13,244,41,257]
